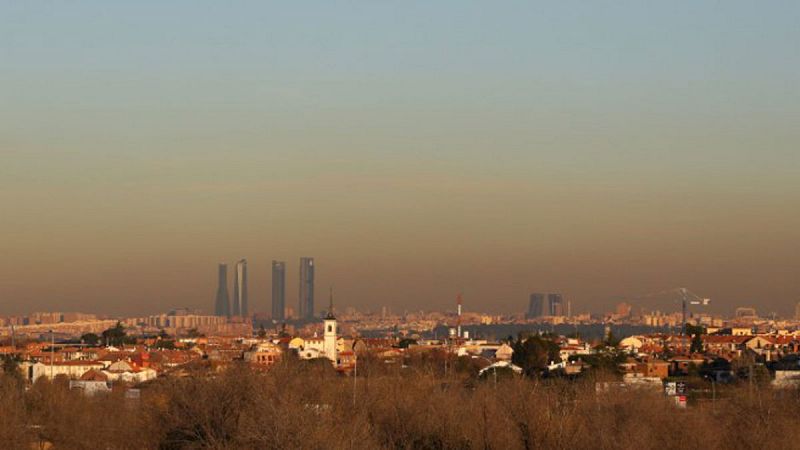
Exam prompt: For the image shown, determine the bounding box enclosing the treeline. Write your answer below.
[2,357,800,449]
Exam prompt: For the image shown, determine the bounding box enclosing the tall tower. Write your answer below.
[299,257,315,320]
[548,293,564,316]
[323,287,337,364]
[272,261,286,320]
[233,259,248,316]
[528,293,545,318]
[214,264,230,317]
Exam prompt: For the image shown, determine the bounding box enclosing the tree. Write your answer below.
[512,335,561,376]
[101,322,127,346]
[685,324,706,337]
[398,338,417,349]
[257,325,267,339]
[155,340,176,350]
[0,355,23,385]
[690,333,704,354]
[81,333,100,346]
[604,329,620,348]
[187,328,204,338]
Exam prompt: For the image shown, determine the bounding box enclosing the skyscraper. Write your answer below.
[299,257,315,319]
[528,293,545,318]
[527,293,564,318]
[214,264,230,317]
[233,259,248,316]
[548,293,564,316]
[272,260,286,320]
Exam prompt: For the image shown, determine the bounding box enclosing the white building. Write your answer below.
[323,288,338,364]
[28,361,105,383]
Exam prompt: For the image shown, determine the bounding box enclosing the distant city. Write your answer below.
[4,259,800,448]
[2,258,798,345]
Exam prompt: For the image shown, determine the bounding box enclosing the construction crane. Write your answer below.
[678,287,711,336]
[618,287,711,354]
[626,287,710,335]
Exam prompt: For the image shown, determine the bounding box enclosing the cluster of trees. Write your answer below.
[80,323,181,348]
[80,322,135,347]
[509,333,627,377]
[2,357,800,449]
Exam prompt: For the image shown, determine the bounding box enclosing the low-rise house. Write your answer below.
[495,343,514,361]
[669,356,707,376]
[702,335,749,358]
[102,360,157,383]
[28,360,105,382]
[244,342,282,366]
[69,370,111,396]
[619,336,644,353]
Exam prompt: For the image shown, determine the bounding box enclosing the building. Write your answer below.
[233,259,248,317]
[548,294,564,316]
[527,293,565,318]
[323,288,338,364]
[214,264,230,317]
[527,293,545,318]
[299,257,315,320]
[616,302,632,317]
[735,307,757,319]
[272,261,286,321]
[244,341,282,366]
[28,361,105,383]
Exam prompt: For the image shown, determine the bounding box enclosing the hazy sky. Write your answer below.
[2,1,799,317]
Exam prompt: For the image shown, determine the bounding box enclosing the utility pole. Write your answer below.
[50,329,54,380]
[681,289,688,353]
[456,293,463,340]
[352,352,358,407]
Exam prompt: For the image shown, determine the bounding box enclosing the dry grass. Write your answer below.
[2,360,800,449]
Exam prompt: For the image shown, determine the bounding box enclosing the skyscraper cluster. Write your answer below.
[213,257,315,321]
[527,293,566,318]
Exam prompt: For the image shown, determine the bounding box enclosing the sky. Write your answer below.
[1,1,799,317]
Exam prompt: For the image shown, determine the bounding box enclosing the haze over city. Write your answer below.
[2,1,799,317]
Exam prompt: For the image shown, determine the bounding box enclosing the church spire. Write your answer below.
[325,286,336,320]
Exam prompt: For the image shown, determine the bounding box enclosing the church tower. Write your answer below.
[323,287,338,365]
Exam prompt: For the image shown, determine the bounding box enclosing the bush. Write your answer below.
[3,362,800,449]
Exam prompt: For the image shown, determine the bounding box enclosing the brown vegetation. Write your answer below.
[2,358,800,449]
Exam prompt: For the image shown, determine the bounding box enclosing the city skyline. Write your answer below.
[2,2,799,317]
[4,3,800,449]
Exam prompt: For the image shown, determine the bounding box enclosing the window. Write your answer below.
[328,325,332,332]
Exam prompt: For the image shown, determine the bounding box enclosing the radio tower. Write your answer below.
[456,293,463,339]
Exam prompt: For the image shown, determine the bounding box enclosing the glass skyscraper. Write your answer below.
[214,263,230,317]
[547,293,564,316]
[233,259,248,316]
[298,257,315,319]
[528,293,545,318]
[272,260,286,320]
